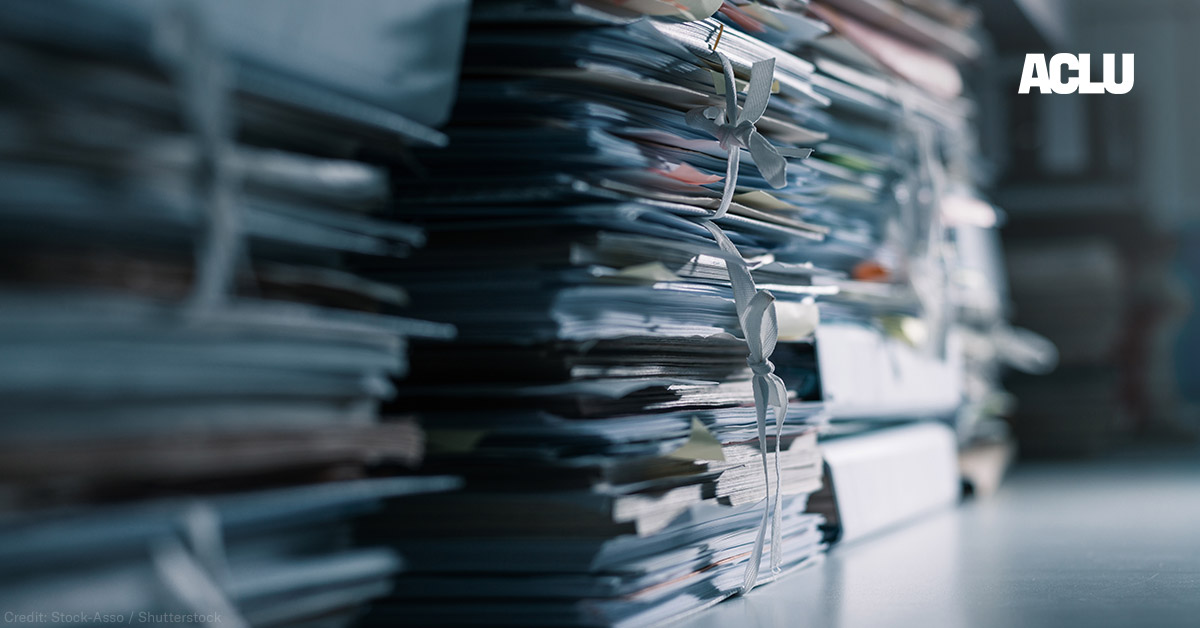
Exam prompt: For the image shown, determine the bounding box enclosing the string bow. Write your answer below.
[700,221,789,595]
[685,52,809,219]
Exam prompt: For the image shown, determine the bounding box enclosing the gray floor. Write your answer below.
[678,450,1200,628]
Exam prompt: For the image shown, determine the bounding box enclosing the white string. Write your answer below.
[685,53,810,220]
[685,51,802,593]
[154,2,242,315]
[150,503,249,628]
[700,221,788,592]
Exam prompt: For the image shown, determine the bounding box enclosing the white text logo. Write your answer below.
[1018,54,1134,94]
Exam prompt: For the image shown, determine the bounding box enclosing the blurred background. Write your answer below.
[980,0,1199,457]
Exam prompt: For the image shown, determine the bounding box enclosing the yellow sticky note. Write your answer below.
[668,418,726,462]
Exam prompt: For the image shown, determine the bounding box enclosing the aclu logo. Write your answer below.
[1018,54,1134,94]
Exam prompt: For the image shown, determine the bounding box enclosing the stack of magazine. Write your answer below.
[0,1,468,625]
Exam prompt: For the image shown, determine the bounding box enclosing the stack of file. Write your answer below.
[0,1,468,624]
[373,0,1046,623]
[772,0,1053,440]
[0,477,459,628]
[354,1,844,624]
[784,0,1052,526]
[0,0,457,506]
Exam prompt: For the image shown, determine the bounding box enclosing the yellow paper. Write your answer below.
[711,71,781,96]
[733,190,800,212]
[776,300,820,341]
[668,418,726,462]
[881,315,928,348]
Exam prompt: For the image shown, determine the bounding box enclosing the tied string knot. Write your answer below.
[697,222,789,595]
[685,52,808,219]
[741,290,788,410]
[687,107,757,153]
[747,357,775,378]
[737,279,790,589]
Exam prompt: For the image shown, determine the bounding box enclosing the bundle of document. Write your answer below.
[371,0,1040,623]
[0,477,459,628]
[0,0,460,505]
[0,1,468,625]
[355,1,855,624]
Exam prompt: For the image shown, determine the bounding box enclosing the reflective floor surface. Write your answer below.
[678,447,1200,628]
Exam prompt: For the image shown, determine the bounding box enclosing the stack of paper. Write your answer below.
[352,1,844,625]
[369,0,1040,623]
[0,0,1049,624]
[0,477,460,627]
[782,0,1051,533]
[0,1,467,624]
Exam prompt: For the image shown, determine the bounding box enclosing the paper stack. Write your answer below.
[0,0,1051,625]
[785,0,1053,532]
[0,1,467,625]
[351,1,847,625]
[368,0,1041,623]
